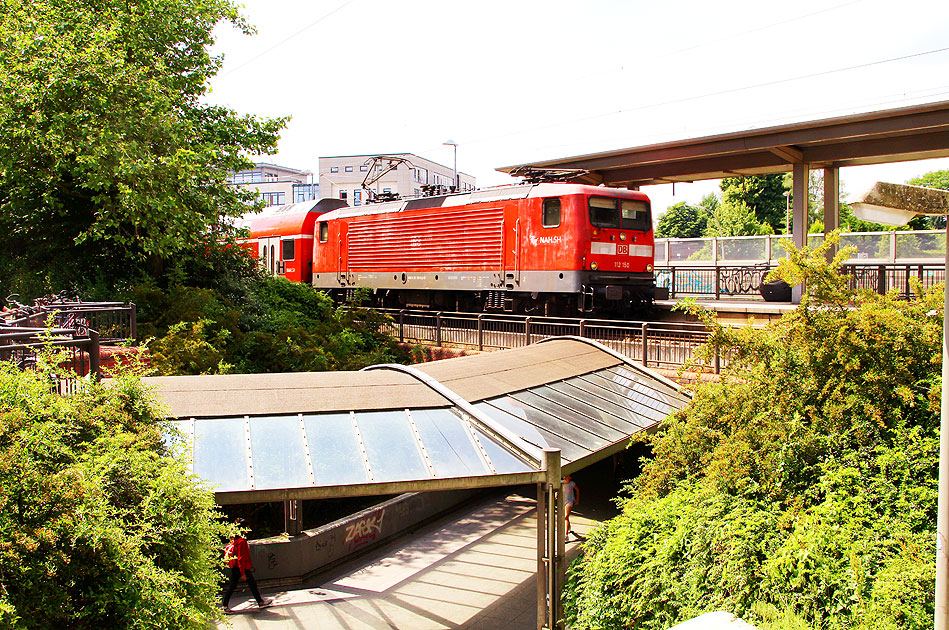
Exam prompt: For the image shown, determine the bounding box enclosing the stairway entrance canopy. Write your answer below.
[149,337,690,504]
[147,336,691,630]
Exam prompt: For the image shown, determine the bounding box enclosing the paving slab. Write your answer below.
[214,491,596,630]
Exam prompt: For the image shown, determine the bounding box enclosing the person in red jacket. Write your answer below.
[222,523,272,612]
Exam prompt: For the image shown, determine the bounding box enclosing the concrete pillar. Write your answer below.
[792,161,810,303]
[823,166,840,263]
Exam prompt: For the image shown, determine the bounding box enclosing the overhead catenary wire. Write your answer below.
[455,45,949,152]
[217,0,358,78]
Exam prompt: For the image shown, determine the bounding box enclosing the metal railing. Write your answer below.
[655,263,946,300]
[1,297,137,392]
[4,301,136,343]
[656,229,946,265]
[0,327,101,394]
[380,309,719,372]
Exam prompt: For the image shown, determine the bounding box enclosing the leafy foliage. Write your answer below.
[908,170,949,229]
[0,357,229,628]
[720,175,788,233]
[134,274,410,375]
[655,202,709,238]
[564,235,940,629]
[0,0,285,294]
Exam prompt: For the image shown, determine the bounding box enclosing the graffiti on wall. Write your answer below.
[344,508,386,552]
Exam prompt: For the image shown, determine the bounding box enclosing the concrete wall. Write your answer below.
[248,488,480,587]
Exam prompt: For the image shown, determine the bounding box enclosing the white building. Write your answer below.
[227,163,318,207]
[319,153,476,206]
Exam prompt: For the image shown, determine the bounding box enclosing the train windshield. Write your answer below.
[589,197,651,231]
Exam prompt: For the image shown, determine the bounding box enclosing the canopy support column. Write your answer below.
[792,161,810,303]
[824,166,840,262]
[537,448,564,630]
[284,500,301,536]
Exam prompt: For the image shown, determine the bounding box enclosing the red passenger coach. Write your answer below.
[311,183,656,315]
[236,198,348,283]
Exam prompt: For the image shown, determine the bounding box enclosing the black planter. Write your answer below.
[760,280,791,302]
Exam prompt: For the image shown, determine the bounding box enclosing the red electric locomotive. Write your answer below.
[310,183,656,315]
[235,198,347,283]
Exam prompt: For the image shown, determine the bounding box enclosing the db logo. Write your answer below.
[617,244,629,255]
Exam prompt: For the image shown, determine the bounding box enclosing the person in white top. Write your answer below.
[562,474,579,539]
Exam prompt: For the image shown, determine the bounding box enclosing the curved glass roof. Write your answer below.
[155,338,692,503]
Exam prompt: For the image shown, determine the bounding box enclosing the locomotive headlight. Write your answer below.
[590,261,599,271]
[646,264,653,272]
[619,233,627,241]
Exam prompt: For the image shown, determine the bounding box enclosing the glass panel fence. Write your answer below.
[895,231,945,260]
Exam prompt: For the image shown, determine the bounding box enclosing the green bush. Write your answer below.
[0,357,228,629]
[133,274,410,375]
[564,235,940,629]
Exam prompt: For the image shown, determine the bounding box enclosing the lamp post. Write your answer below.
[443,139,458,191]
[851,181,949,630]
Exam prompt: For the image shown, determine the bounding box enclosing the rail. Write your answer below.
[655,263,946,300]
[1,297,138,392]
[0,326,101,394]
[4,301,136,342]
[377,309,719,372]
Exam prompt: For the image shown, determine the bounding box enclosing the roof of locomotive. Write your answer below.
[235,198,348,237]
[317,183,650,222]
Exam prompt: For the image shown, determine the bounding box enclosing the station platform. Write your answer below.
[655,297,796,325]
[215,489,600,630]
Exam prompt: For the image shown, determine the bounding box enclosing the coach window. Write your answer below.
[319,222,328,243]
[542,198,561,228]
[621,199,651,232]
[589,197,620,229]
[282,239,295,261]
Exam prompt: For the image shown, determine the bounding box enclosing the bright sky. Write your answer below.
[206,0,949,216]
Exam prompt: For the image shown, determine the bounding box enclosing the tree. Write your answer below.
[564,236,940,629]
[0,0,286,294]
[655,202,709,238]
[704,199,772,237]
[0,358,230,628]
[908,170,949,229]
[720,174,788,233]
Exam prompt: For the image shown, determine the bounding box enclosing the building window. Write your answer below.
[319,222,328,243]
[543,198,562,228]
[340,190,348,201]
[382,188,391,194]
[345,166,353,172]
[261,192,285,206]
[360,165,368,172]
[414,188,421,197]
[330,166,339,173]
[282,239,295,261]
[293,183,318,202]
[413,168,429,184]
[354,190,362,206]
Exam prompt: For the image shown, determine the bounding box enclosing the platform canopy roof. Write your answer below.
[146,337,691,504]
[497,100,949,188]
